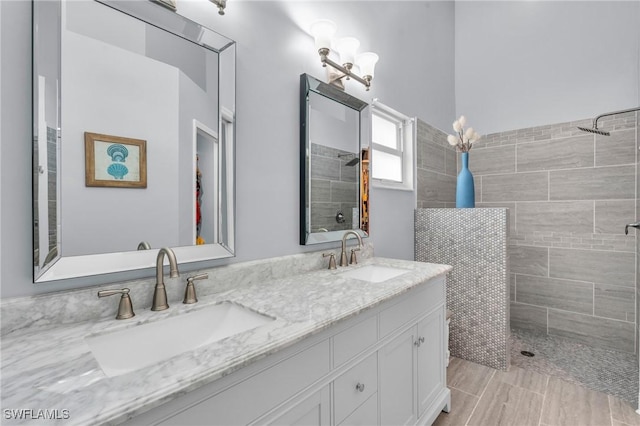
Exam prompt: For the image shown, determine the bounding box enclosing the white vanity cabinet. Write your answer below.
[379,309,446,425]
[125,275,449,426]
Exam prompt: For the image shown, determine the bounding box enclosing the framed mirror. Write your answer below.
[299,74,370,245]
[33,0,236,282]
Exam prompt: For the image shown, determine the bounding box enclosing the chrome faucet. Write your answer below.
[340,231,363,267]
[151,247,180,311]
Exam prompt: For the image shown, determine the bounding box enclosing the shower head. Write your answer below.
[577,126,610,136]
[338,153,360,166]
[345,157,359,166]
[577,106,640,137]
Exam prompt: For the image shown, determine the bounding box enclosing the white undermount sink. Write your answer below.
[340,264,410,283]
[86,302,275,377]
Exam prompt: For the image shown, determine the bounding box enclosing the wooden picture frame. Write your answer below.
[84,132,147,188]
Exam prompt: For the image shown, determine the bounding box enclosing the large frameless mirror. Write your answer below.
[33,0,236,282]
[299,74,370,245]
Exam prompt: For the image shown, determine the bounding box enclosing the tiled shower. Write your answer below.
[474,112,638,353]
[415,111,639,402]
[310,143,359,232]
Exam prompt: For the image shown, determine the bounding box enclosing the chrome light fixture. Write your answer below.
[310,20,379,91]
[209,0,227,15]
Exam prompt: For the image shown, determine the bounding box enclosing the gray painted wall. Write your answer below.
[0,1,455,298]
[455,1,640,134]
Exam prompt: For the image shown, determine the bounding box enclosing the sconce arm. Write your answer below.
[319,53,371,90]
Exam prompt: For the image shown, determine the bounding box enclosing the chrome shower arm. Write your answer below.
[591,107,640,129]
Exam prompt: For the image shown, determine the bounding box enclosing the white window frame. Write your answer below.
[370,100,415,191]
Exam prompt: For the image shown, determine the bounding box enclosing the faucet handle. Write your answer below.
[183,273,208,304]
[323,253,337,270]
[98,288,135,320]
[349,248,360,265]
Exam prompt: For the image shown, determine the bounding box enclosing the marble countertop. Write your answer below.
[1,257,451,425]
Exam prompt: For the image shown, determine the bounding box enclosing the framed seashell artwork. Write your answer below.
[84,132,147,188]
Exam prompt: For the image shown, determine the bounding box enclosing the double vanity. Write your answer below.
[19,1,453,424]
[1,256,451,425]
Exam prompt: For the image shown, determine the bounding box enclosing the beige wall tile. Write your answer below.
[517,135,594,172]
[417,169,456,204]
[596,129,636,167]
[548,309,635,352]
[550,165,635,201]
[516,201,594,234]
[482,172,549,202]
[510,245,548,276]
[549,248,635,288]
[595,283,636,323]
[511,302,548,332]
[468,145,516,175]
[516,275,593,315]
[595,200,636,234]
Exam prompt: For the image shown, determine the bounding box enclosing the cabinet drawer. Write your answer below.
[338,392,377,426]
[334,353,377,425]
[379,277,444,338]
[333,315,377,367]
[160,339,331,425]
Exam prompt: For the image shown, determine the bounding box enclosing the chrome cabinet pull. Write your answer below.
[355,383,365,392]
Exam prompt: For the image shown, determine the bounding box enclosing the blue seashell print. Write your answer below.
[106,144,129,162]
[107,163,129,180]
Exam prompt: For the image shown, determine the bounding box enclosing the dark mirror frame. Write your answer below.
[299,73,369,245]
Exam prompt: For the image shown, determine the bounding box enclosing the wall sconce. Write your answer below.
[209,0,227,15]
[310,20,379,91]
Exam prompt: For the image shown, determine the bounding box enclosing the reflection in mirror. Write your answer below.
[33,0,236,282]
[300,74,369,245]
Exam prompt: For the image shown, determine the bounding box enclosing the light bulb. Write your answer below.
[336,37,360,66]
[310,20,337,51]
[356,52,378,78]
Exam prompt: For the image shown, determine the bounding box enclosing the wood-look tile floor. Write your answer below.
[434,357,640,426]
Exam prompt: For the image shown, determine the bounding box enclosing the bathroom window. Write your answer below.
[370,101,414,190]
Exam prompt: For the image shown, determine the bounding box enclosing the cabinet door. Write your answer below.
[264,387,330,426]
[417,308,445,418]
[338,393,377,426]
[158,340,330,425]
[379,326,417,426]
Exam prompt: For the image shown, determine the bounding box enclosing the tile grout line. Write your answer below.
[464,369,496,426]
[538,374,550,426]
[448,385,483,400]
[608,395,615,426]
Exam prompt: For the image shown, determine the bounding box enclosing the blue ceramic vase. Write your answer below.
[456,152,475,208]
